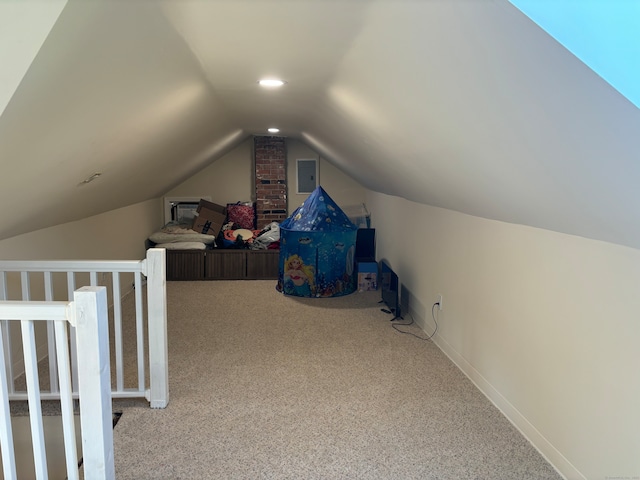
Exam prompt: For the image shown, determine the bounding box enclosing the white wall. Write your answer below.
[0,197,160,303]
[287,139,367,213]
[165,136,367,219]
[0,198,161,377]
[0,199,159,263]
[367,191,640,480]
[165,137,254,209]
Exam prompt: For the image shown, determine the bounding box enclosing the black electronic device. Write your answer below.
[380,259,401,320]
[355,228,376,262]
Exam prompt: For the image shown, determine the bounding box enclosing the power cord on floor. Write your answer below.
[391,302,439,341]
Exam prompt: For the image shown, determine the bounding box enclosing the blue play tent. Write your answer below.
[277,186,358,297]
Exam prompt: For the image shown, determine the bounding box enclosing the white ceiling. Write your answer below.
[1,0,640,249]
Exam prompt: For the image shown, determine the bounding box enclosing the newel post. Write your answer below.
[145,248,169,408]
[74,286,115,479]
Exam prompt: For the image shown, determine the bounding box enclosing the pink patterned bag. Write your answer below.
[226,202,256,229]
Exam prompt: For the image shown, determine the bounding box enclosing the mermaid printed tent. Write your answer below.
[277,186,358,297]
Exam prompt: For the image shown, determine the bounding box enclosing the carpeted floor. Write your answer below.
[109,280,562,480]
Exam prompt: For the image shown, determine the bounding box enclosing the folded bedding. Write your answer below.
[148,222,217,245]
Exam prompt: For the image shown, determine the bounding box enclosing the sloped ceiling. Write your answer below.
[1,0,640,250]
[0,0,67,117]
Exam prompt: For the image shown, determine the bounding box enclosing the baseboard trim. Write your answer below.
[412,308,584,480]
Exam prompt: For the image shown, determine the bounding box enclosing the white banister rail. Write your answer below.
[0,248,168,409]
[0,287,115,480]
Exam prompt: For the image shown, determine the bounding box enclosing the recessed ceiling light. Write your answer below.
[259,79,286,87]
[268,128,280,133]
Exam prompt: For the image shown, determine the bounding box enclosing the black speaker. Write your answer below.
[355,228,376,262]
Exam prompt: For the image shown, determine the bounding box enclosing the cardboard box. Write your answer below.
[357,261,378,292]
[192,199,226,236]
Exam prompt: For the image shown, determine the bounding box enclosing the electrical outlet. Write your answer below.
[437,294,443,311]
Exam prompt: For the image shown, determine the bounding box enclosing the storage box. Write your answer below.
[192,199,226,236]
[357,261,378,291]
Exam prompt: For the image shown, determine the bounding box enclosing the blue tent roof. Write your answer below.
[281,186,357,232]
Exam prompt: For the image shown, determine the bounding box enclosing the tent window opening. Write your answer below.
[297,159,318,194]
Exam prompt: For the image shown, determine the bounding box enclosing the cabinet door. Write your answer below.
[205,250,246,279]
[166,250,205,280]
[246,250,279,279]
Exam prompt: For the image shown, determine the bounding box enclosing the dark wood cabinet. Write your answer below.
[246,250,281,280]
[205,250,246,280]
[165,249,279,281]
[166,250,206,281]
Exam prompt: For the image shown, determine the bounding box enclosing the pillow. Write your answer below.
[226,202,255,229]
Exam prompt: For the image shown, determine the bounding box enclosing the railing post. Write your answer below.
[73,286,115,479]
[145,248,169,408]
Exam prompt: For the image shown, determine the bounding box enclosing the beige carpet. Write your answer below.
[109,280,562,480]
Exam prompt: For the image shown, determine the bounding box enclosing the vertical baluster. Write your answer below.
[0,271,6,300]
[0,321,17,479]
[67,272,79,393]
[54,318,79,480]
[20,272,30,301]
[112,273,124,392]
[0,272,14,396]
[44,272,59,393]
[21,272,33,398]
[22,319,48,479]
[134,272,145,392]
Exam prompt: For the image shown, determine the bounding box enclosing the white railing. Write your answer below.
[0,248,168,409]
[0,286,115,480]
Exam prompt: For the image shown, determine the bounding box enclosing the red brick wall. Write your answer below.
[254,136,287,228]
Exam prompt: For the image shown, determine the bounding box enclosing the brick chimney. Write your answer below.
[254,136,287,228]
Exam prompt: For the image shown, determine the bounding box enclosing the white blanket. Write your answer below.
[149,222,216,245]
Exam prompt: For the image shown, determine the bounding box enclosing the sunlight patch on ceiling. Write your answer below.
[509,0,640,108]
[327,85,392,137]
